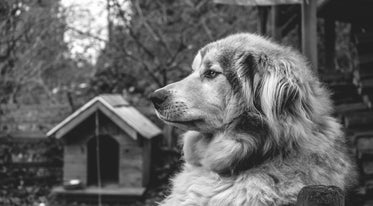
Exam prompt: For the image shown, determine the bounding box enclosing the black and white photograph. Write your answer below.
[0,0,372,205]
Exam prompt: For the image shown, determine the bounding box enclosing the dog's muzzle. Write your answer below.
[149,89,171,110]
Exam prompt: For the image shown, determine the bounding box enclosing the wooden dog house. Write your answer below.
[47,94,161,198]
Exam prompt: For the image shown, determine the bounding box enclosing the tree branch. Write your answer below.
[133,0,173,57]
[66,25,163,87]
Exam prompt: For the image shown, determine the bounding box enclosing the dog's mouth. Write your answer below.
[157,113,203,127]
[153,105,205,129]
[159,115,201,123]
[162,118,203,124]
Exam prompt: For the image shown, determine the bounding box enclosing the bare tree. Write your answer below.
[0,0,91,107]
[88,0,257,100]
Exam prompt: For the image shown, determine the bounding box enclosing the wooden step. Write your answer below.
[356,42,373,55]
[320,72,352,83]
[359,53,373,65]
[362,159,373,176]
[335,102,368,114]
[329,83,360,104]
[331,91,361,105]
[344,111,373,129]
[359,79,373,88]
[355,32,373,45]
[346,131,373,146]
[355,32,373,55]
[357,136,373,154]
[358,62,373,80]
[365,180,373,198]
[363,95,372,108]
[354,70,373,82]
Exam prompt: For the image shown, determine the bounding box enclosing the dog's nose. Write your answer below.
[150,90,170,110]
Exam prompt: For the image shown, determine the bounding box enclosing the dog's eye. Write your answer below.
[203,70,219,79]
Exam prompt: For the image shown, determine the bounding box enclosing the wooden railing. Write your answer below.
[296,185,344,206]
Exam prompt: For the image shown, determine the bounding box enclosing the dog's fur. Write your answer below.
[151,33,356,206]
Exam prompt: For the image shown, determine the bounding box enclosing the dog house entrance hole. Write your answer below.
[87,135,119,186]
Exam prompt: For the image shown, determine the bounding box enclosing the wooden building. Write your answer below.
[214,0,319,71]
[47,94,162,198]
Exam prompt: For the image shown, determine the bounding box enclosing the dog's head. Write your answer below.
[151,33,329,136]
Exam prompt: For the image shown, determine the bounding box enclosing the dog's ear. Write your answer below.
[259,55,305,122]
[235,52,305,120]
[234,52,262,112]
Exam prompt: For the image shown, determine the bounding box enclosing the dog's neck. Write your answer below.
[183,127,283,176]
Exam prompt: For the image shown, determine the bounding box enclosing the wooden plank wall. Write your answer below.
[119,141,143,187]
[100,116,143,187]
[63,144,87,185]
[142,139,152,187]
[62,112,144,187]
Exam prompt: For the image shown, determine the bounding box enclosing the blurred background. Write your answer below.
[0,0,372,205]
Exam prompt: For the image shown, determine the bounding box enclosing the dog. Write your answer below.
[150,33,356,206]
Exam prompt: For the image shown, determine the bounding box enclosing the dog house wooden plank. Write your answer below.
[99,118,138,146]
[64,163,87,176]
[119,146,142,187]
[120,167,142,187]
[47,97,100,138]
[112,134,137,146]
[100,94,130,107]
[64,146,86,161]
[63,145,87,185]
[95,103,138,140]
[121,145,142,158]
[64,154,86,164]
[142,138,152,187]
[107,105,161,139]
[54,103,100,139]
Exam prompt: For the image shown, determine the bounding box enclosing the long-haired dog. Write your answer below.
[150,33,356,206]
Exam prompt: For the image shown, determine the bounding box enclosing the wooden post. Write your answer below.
[257,7,268,35]
[163,125,177,149]
[301,0,318,72]
[296,185,345,206]
[269,5,281,41]
[324,17,336,70]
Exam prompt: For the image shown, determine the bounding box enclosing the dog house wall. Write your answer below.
[61,112,147,187]
[47,95,161,190]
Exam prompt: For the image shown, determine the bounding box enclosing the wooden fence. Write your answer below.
[296,185,344,206]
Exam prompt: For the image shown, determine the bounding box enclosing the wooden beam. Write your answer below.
[96,104,138,140]
[269,5,281,41]
[324,17,336,70]
[55,103,100,139]
[301,0,318,72]
[214,0,301,6]
[257,7,268,35]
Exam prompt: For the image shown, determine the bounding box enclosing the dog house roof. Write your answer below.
[46,94,162,140]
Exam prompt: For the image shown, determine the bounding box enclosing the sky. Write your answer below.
[61,0,108,64]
